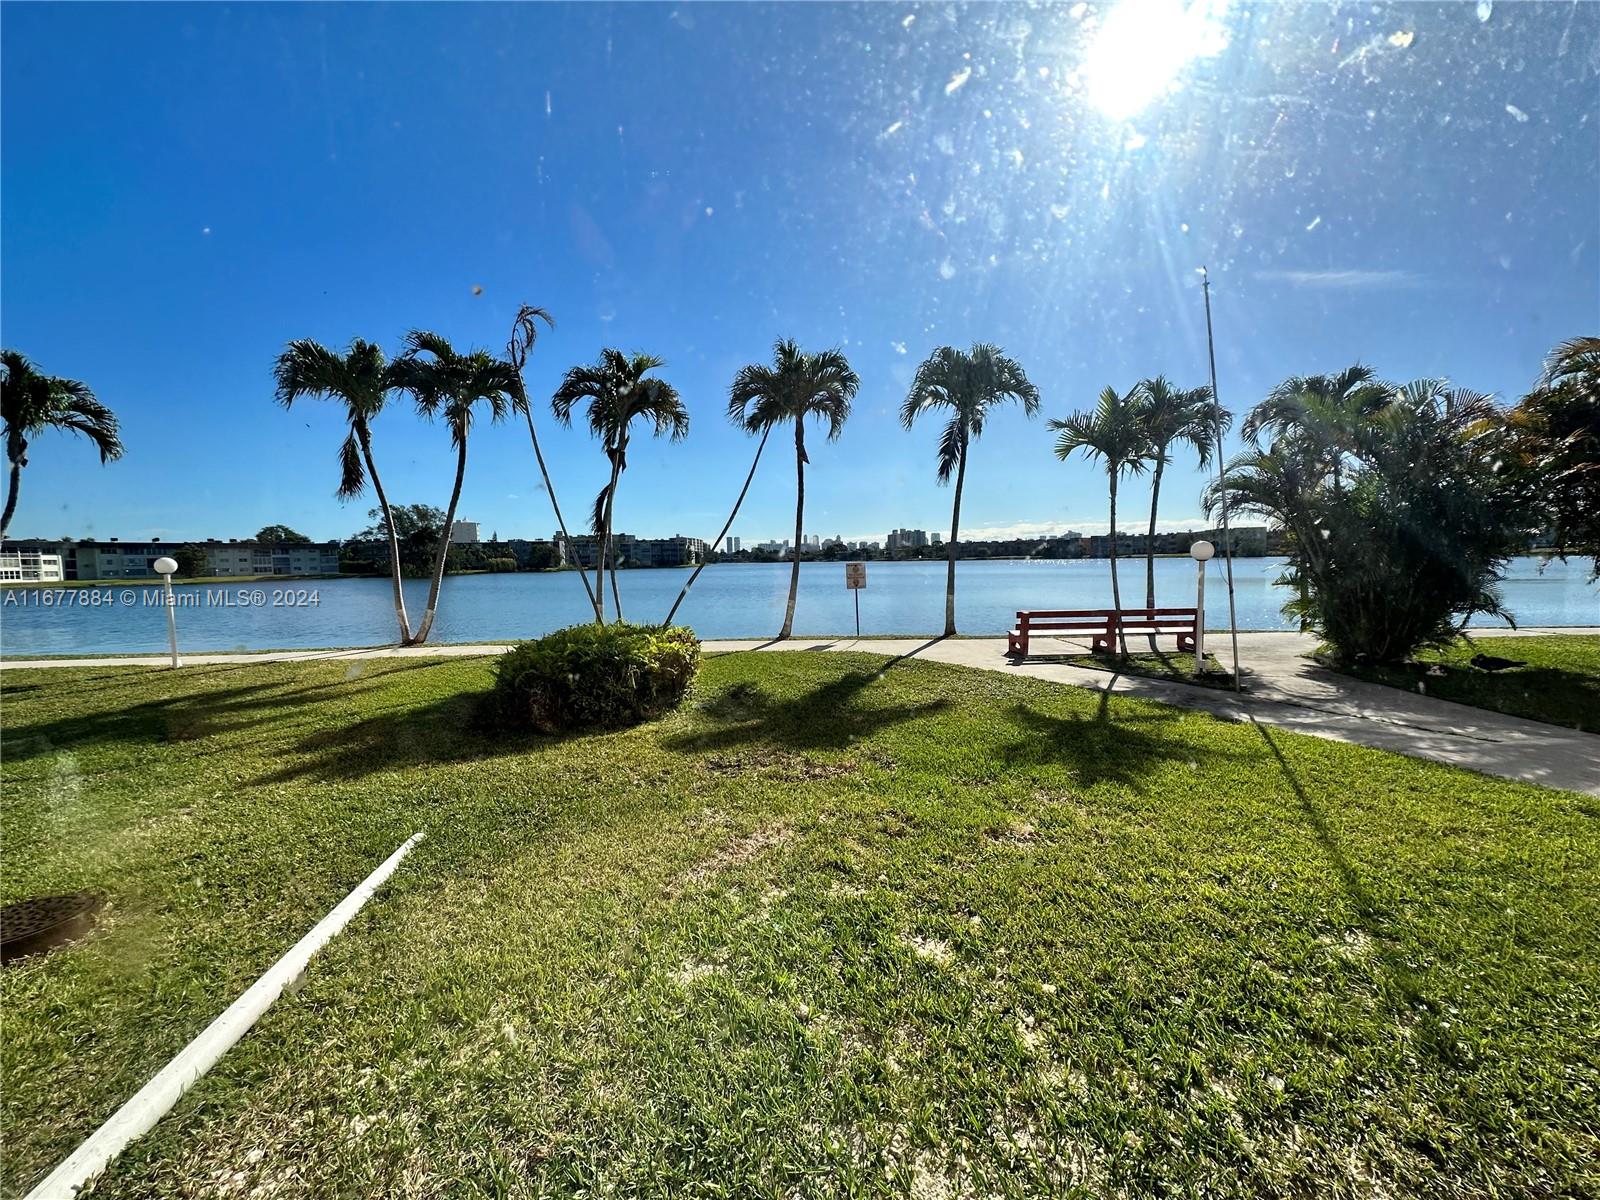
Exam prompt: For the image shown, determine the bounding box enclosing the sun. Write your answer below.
[1081,0,1233,121]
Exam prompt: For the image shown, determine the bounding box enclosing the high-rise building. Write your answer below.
[451,520,480,544]
[723,536,741,553]
[886,528,929,551]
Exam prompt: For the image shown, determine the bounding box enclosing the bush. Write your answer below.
[1212,370,1535,664]
[493,623,700,733]
[484,557,518,573]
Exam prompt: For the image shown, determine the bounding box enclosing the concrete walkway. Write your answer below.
[4,629,1597,796]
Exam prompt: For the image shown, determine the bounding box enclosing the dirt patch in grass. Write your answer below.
[701,748,893,781]
[674,821,794,890]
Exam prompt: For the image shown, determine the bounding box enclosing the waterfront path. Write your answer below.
[4,629,1596,796]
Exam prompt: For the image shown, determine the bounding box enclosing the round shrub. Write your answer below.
[493,622,700,733]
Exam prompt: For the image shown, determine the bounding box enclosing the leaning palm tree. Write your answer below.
[901,344,1040,636]
[662,400,776,627]
[506,305,600,620]
[1134,377,1223,621]
[390,331,521,645]
[1,351,123,541]
[727,340,859,639]
[1049,386,1152,655]
[552,350,688,622]
[273,339,413,643]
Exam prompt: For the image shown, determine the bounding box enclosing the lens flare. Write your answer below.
[1082,0,1233,120]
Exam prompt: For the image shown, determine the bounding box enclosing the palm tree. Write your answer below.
[1,351,123,541]
[901,344,1040,637]
[1210,373,1526,663]
[727,340,859,639]
[552,350,688,622]
[505,305,600,620]
[273,339,413,643]
[1509,336,1600,578]
[1049,385,1152,655]
[1243,364,1391,493]
[1134,377,1223,621]
[389,331,522,645]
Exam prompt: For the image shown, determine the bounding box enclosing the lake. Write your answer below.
[1,556,1595,656]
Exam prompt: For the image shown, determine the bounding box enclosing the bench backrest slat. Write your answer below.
[1013,606,1197,636]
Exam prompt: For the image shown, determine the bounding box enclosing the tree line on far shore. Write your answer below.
[1,323,1595,663]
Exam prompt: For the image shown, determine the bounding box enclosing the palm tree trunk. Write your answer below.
[599,451,622,623]
[609,541,624,622]
[1109,472,1128,656]
[412,436,467,645]
[779,422,805,639]
[664,426,770,626]
[1145,457,1166,652]
[523,406,599,620]
[356,424,412,644]
[944,438,967,638]
[0,459,22,542]
[590,480,610,623]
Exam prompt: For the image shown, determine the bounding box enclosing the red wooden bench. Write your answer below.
[1006,607,1199,658]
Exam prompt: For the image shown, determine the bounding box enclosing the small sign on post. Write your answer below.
[844,561,866,638]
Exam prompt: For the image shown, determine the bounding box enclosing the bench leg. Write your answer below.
[1091,633,1112,655]
[1007,631,1028,657]
[1177,633,1195,653]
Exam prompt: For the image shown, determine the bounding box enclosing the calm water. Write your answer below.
[1,557,1595,656]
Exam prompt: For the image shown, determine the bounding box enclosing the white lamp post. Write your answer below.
[1190,544,1209,678]
[152,557,182,668]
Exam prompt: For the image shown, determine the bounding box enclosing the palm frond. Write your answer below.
[936,414,963,485]
[337,430,367,499]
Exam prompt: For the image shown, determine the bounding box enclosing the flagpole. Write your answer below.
[1200,266,1242,691]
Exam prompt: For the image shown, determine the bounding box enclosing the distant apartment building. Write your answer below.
[1082,526,1274,558]
[451,520,480,544]
[0,548,65,582]
[552,532,707,568]
[931,533,943,546]
[755,540,789,554]
[886,528,929,551]
[14,538,342,580]
[723,536,741,553]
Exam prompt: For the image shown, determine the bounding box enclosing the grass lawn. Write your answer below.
[2,653,1597,1198]
[1332,634,1600,733]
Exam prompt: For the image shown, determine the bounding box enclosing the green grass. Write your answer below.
[1333,634,1600,733]
[2,654,1596,1198]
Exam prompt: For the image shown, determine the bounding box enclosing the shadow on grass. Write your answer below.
[1336,659,1599,734]
[1,661,452,764]
[1251,720,1464,1077]
[996,684,1239,787]
[253,687,548,784]
[665,643,949,755]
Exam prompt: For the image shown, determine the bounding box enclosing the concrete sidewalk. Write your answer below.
[4,629,1597,796]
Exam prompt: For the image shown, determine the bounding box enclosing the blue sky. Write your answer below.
[4,1,1595,546]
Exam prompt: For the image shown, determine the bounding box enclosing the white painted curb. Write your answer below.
[24,832,426,1200]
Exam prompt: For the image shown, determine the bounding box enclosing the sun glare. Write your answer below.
[1082,0,1233,121]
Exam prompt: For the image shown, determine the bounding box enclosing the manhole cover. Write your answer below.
[1,894,103,963]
